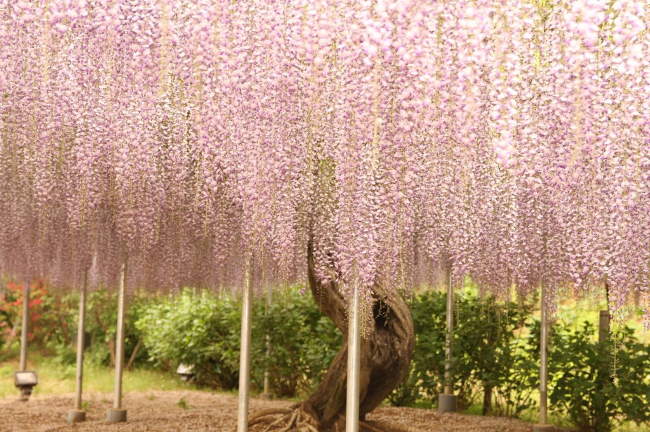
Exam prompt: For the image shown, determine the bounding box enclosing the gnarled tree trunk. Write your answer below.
[250,240,415,432]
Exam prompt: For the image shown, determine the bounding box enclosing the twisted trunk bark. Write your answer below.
[250,241,415,432]
[300,242,415,430]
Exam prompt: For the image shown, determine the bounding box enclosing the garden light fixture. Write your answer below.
[176,364,195,382]
[14,371,38,401]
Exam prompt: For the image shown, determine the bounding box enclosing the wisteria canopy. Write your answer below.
[0,0,648,322]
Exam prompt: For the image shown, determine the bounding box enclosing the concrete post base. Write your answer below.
[106,408,127,423]
[18,387,34,402]
[437,393,457,413]
[532,424,555,432]
[66,410,86,424]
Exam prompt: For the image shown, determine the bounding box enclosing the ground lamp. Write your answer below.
[14,371,38,401]
[176,364,195,382]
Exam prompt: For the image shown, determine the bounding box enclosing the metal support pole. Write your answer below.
[598,310,610,344]
[113,263,126,409]
[16,279,37,402]
[68,271,88,423]
[593,309,611,432]
[533,284,553,432]
[75,271,87,409]
[539,283,549,425]
[444,271,453,395]
[237,259,253,432]
[262,283,272,397]
[438,269,457,413]
[107,261,128,423]
[345,283,361,432]
[19,280,30,372]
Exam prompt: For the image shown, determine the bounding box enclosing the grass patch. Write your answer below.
[176,396,190,409]
[0,353,194,399]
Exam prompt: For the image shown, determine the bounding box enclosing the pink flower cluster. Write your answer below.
[0,1,647,322]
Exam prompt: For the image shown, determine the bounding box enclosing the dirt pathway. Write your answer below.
[0,391,539,431]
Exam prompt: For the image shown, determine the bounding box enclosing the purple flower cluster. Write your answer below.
[0,0,647,323]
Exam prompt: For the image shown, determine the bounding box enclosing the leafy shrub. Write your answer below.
[1,281,53,343]
[1,280,77,360]
[253,288,341,397]
[0,289,11,359]
[6,277,649,432]
[136,287,341,396]
[387,364,421,407]
[0,283,130,365]
[548,322,650,432]
[390,290,536,416]
[83,289,151,368]
[40,288,151,368]
[136,289,243,389]
[457,295,536,416]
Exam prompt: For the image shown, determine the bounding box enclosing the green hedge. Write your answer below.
[391,291,649,432]
[10,288,153,368]
[10,283,649,431]
[135,290,242,389]
[389,290,537,417]
[134,287,341,396]
[548,322,650,432]
[252,289,341,397]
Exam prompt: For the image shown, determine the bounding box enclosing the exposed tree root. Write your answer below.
[248,407,319,432]
[248,408,293,428]
[249,407,421,432]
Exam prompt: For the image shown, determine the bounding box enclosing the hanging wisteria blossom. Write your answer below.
[0,0,648,430]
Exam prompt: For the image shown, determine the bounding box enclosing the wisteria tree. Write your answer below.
[0,1,648,432]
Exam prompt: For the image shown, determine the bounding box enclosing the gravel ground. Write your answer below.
[0,391,541,432]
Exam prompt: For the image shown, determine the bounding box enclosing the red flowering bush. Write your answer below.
[0,281,73,357]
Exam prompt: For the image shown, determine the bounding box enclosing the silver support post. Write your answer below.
[263,283,272,397]
[539,283,548,425]
[75,271,87,409]
[17,279,37,402]
[68,271,88,423]
[438,269,457,413]
[19,280,30,372]
[533,283,554,432]
[107,261,128,423]
[237,259,253,432]
[114,262,126,409]
[345,282,361,432]
[598,310,610,344]
[444,271,453,395]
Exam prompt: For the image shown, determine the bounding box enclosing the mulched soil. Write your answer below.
[0,390,545,432]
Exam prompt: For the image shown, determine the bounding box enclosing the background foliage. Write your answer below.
[1,283,648,431]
